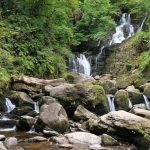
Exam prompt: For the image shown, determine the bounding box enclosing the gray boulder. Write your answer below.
[114,90,129,111]
[101,134,120,146]
[0,142,7,150]
[74,105,97,121]
[86,110,150,150]
[36,103,69,133]
[64,132,101,147]
[126,86,144,105]
[4,137,17,149]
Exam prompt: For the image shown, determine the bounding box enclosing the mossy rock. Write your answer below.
[10,106,34,116]
[143,83,150,99]
[114,90,129,111]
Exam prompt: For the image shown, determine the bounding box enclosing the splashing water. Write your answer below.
[34,102,40,113]
[107,94,115,112]
[143,95,150,110]
[109,13,134,45]
[128,99,133,109]
[5,98,16,113]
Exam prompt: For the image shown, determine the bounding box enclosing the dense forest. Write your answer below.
[0,0,150,88]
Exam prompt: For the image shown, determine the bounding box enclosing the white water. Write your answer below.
[34,102,39,113]
[0,126,16,132]
[107,94,115,112]
[27,125,35,134]
[5,98,15,113]
[137,16,147,32]
[109,13,134,45]
[143,95,150,110]
[69,54,91,76]
[128,99,133,109]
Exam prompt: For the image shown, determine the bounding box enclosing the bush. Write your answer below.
[138,51,150,72]
[132,31,150,52]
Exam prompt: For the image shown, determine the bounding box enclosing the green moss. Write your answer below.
[92,85,106,102]
[64,73,78,83]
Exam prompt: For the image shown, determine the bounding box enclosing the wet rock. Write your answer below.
[74,105,97,121]
[0,135,6,141]
[64,132,101,147]
[0,142,7,150]
[100,79,117,95]
[86,111,150,150]
[94,75,100,80]
[131,108,150,119]
[58,144,73,149]
[101,134,120,146]
[17,115,36,131]
[36,103,69,133]
[133,103,146,110]
[9,91,34,108]
[41,96,57,105]
[28,136,47,142]
[89,144,102,150]
[52,136,69,144]
[0,119,17,129]
[126,86,144,105]
[11,106,34,116]
[11,82,41,93]
[43,129,59,136]
[114,90,129,111]
[4,137,18,148]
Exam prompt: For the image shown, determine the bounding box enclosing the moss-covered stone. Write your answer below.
[114,90,129,111]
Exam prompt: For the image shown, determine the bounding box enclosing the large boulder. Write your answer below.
[114,90,129,111]
[131,108,150,119]
[101,134,120,146]
[99,79,117,95]
[86,111,150,150]
[45,82,108,115]
[17,115,36,131]
[74,105,97,121]
[4,137,18,149]
[126,86,144,105]
[64,132,101,147]
[35,102,69,133]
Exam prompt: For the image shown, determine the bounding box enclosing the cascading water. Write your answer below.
[34,102,40,113]
[69,54,91,76]
[69,13,145,75]
[137,15,147,32]
[107,94,115,112]
[128,99,133,109]
[143,95,150,110]
[5,98,16,113]
[109,13,134,45]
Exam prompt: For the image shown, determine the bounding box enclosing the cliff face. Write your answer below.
[104,38,150,89]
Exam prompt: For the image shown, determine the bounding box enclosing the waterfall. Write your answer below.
[137,16,147,32]
[34,102,39,113]
[109,13,134,45]
[5,98,16,113]
[107,94,115,112]
[0,126,16,132]
[143,95,150,110]
[27,125,35,134]
[69,54,91,76]
[128,99,133,109]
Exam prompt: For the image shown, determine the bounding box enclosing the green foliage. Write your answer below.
[132,31,150,51]
[138,51,150,72]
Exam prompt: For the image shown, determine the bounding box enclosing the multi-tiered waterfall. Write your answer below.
[69,13,146,76]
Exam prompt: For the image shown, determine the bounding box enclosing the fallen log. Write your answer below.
[11,76,66,86]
